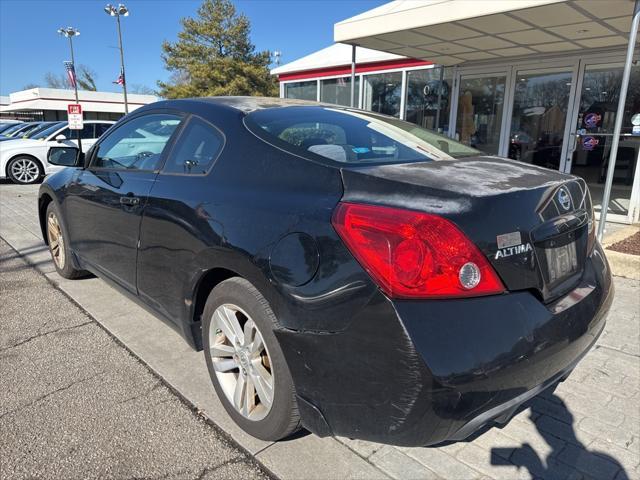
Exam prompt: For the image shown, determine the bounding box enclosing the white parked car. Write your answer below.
[0,120,114,184]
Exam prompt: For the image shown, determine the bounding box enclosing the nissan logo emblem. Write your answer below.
[557,187,571,211]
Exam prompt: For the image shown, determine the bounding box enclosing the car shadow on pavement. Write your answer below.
[0,248,48,268]
[2,245,48,256]
[489,389,629,479]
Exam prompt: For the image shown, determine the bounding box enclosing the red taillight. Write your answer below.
[331,202,505,299]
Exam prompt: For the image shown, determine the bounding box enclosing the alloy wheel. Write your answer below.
[47,212,65,270]
[208,303,274,421]
[10,158,40,183]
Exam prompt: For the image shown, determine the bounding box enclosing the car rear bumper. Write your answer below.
[276,244,613,446]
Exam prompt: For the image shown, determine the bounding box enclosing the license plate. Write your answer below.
[545,241,578,284]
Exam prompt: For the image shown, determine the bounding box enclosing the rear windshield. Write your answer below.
[245,106,480,165]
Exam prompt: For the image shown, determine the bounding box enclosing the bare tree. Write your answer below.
[43,64,98,91]
[44,72,68,89]
[76,65,98,91]
[129,84,157,95]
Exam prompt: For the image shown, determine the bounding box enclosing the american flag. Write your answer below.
[113,67,125,86]
[64,61,76,88]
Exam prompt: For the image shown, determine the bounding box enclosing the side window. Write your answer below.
[57,124,94,140]
[56,128,71,139]
[92,114,181,171]
[94,123,112,138]
[163,117,223,174]
[80,124,96,139]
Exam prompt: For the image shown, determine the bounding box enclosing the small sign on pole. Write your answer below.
[67,104,83,130]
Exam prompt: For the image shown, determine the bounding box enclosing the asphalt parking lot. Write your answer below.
[1,181,639,480]
[0,237,269,480]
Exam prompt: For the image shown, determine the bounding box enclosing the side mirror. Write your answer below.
[47,146,82,167]
[55,134,67,143]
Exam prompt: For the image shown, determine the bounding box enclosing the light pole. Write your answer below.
[104,3,129,114]
[57,27,80,104]
[57,26,82,151]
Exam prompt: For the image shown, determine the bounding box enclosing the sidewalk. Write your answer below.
[1,182,639,480]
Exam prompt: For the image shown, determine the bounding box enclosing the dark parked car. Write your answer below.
[39,97,612,446]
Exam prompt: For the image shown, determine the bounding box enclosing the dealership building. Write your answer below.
[0,87,157,122]
[273,0,640,224]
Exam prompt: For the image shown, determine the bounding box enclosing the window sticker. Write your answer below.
[583,112,601,129]
[582,136,599,151]
[352,147,370,154]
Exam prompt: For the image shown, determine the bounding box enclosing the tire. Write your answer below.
[203,277,300,441]
[7,156,43,184]
[45,202,87,279]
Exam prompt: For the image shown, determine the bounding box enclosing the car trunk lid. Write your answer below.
[339,156,594,302]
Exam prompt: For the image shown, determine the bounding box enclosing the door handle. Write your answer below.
[120,196,140,206]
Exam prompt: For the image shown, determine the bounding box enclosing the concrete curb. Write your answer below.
[603,225,640,280]
[603,250,640,280]
[602,225,640,248]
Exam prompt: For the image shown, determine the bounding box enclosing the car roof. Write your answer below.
[146,96,331,115]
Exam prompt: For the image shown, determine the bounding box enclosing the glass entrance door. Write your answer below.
[455,73,506,155]
[567,62,640,218]
[508,68,574,170]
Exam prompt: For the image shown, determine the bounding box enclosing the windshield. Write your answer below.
[32,122,66,140]
[5,123,34,136]
[19,123,49,137]
[2,123,26,135]
[245,106,481,165]
[0,123,21,134]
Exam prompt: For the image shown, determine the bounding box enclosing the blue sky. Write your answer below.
[0,0,387,96]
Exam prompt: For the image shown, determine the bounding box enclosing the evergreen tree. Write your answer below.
[158,0,277,98]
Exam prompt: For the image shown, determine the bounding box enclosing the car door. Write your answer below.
[137,115,225,322]
[63,112,183,292]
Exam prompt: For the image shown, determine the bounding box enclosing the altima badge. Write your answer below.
[495,243,533,259]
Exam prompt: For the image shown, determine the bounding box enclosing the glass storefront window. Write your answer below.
[455,73,506,154]
[570,63,640,217]
[320,77,360,107]
[362,72,402,117]
[284,81,317,101]
[405,67,452,134]
[508,68,573,169]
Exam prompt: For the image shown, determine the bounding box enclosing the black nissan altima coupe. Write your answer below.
[39,97,612,446]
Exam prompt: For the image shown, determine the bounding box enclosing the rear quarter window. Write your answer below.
[162,116,224,175]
